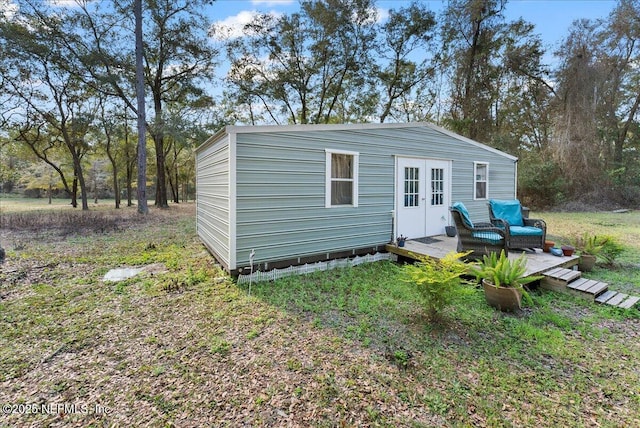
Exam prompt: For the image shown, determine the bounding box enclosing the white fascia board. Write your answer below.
[195,125,231,154]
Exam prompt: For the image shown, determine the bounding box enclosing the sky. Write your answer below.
[207,0,618,52]
[5,0,619,55]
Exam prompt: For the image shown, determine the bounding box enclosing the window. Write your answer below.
[326,149,359,207]
[404,167,419,207]
[474,162,488,199]
[431,168,444,206]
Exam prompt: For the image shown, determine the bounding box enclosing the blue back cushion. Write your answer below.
[452,202,474,228]
[489,199,524,227]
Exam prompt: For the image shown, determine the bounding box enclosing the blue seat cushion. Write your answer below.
[452,202,474,228]
[509,226,543,236]
[489,199,524,227]
[471,231,504,245]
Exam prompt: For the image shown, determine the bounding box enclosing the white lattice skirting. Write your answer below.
[237,252,396,285]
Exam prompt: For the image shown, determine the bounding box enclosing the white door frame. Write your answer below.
[394,156,452,239]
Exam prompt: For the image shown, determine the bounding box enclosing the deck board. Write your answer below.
[595,290,618,304]
[606,292,628,306]
[385,236,579,277]
[619,296,640,309]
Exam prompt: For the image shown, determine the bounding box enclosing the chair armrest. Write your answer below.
[473,222,508,238]
[524,218,546,231]
[488,218,510,229]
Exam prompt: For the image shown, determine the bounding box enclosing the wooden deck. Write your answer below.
[385,235,579,277]
[386,236,639,310]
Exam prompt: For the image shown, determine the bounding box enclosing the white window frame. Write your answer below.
[325,149,359,208]
[474,162,489,200]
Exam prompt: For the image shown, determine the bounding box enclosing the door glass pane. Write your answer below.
[431,168,444,206]
[404,167,419,207]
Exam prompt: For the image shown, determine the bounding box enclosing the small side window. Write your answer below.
[325,149,359,207]
[474,162,488,200]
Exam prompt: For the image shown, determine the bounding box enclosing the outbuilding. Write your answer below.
[195,122,518,273]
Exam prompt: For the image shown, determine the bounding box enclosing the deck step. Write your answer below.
[595,291,640,309]
[618,296,640,309]
[540,268,582,292]
[595,290,617,304]
[566,278,609,300]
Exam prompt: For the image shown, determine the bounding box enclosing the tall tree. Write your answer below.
[598,0,640,172]
[551,19,602,192]
[134,0,148,213]
[376,1,438,123]
[219,0,377,124]
[551,1,640,199]
[492,18,553,155]
[440,0,507,142]
[136,0,216,207]
[440,0,553,152]
[49,0,217,209]
[0,11,94,209]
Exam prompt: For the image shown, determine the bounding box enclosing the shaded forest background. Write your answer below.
[1,0,639,210]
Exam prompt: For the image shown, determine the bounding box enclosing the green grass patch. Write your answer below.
[1,201,639,426]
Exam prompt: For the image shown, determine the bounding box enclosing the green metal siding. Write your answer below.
[196,134,232,269]
[231,125,516,269]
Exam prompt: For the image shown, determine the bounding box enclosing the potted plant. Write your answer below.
[397,235,407,247]
[543,240,555,253]
[573,233,603,272]
[445,225,457,237]
[473,250,542,311]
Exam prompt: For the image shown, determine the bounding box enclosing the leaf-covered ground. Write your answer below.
[1,204,639,427]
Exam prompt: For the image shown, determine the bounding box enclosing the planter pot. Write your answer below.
[398,240,406,248]
[445,226,457,237]
[561,245,575,256]
[482,279,522,311]
[543,241,555,253]
[578,254,597,272]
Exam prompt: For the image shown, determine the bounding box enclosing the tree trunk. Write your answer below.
[152,97,169,208]
[71,173,78,208]
[172,143,179,203]
[166,163,178,204]
[154,135,169,208]
[614,91,640,167]
[135,0,148,215]
[174,165,179,203]
[112,166,120,209]
[71,153,89,210]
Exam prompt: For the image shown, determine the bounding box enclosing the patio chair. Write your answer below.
[487,199,546,250]
[450,202,508,260]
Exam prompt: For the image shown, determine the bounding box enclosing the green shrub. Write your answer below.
[401,251,473,321]
[598,235,624,265]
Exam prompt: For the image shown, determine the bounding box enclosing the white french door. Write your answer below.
[396,157,451,239]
